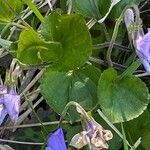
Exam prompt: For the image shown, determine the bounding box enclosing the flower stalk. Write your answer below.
[59,101,113,149]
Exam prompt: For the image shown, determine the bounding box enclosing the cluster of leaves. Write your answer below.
[0,0,150,149]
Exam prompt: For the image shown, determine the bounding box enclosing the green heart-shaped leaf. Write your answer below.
[72,0,100,18]
[0,0,23,24]
[40,65,100,118]
[17,29,63,64]
[41,12,92,70]
[98,68,149,123]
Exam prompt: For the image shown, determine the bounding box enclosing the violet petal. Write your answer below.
[0,97,3,104]
[3,92,20,122]
[0,104,7,125]
[46,128,67,150]
[70,131,89,149]
[136,31,150,72]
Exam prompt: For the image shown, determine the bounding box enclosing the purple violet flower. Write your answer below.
[124,8,150,72]
[70,103,113,149]
[70,118,113,149]
[0,86,20,125]
[46,128,67,150]
[3,87,20,122]
[135,31,150,72]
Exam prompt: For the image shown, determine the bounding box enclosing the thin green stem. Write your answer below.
[106,12,124,67]
[106,4,140,67]
[117,59,141,80]
[121,123,129,150]
[0,23,11,38]
[59,101,90,127]
[23,94,48,136]
[97,109,132,148]
[23,0,44,22]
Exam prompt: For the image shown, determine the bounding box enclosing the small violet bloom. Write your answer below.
[0,86,20,125]
[70,118,113,150]
[124,8,150,72]
[135,30,150,72]
[70,104,113,150]
[46,128,67,150]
